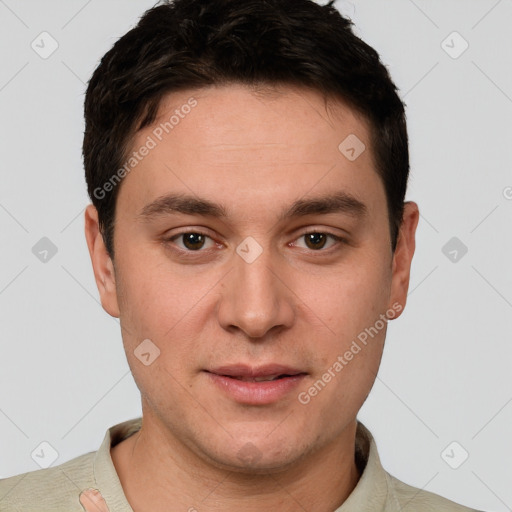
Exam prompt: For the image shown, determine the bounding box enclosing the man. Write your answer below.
[0,0,482,510]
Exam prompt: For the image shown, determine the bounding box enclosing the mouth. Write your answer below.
[219,373,304,382]
[204,364,308,404]
[206,363,307,380]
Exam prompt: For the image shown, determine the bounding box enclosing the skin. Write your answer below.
[85,84,419,512]
[79,488,109,512]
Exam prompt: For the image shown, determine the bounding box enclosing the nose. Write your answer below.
[216,243,295,340]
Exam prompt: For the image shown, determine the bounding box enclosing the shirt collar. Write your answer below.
[93,417,141,511]
[334,422,394,511]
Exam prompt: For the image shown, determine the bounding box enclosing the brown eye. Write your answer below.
[304,232,328,250]
[181,233,207,250]
[164,230,217,255]
[293,231,344,252]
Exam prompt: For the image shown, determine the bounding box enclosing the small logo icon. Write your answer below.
[503,186,512,200]
[237,442,263,464]
[134,338,161,366]
[31,32,59,59]
[338,134,366,161]
[236,236,263,264]
[441,31,469,59]
[441,441,469,469]
[442,237,468,263]
[31,441,59,468]
[32,237,58,263]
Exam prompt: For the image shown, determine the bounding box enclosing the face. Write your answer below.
[86,84,418,472]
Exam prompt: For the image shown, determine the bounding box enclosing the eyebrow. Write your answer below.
[137,191,367,222]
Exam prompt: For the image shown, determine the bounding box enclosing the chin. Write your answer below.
[216,453,300,475]
[186,434,292,473]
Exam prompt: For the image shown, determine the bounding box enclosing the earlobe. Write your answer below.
[388,201,419,318]
[84,204,120,318]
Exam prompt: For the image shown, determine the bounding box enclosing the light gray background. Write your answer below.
[0,1,511,510]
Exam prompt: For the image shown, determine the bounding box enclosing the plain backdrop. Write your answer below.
[0,1,511,510]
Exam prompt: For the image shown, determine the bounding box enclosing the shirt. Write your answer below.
[0,417,482,511]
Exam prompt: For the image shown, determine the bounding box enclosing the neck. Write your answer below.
[111,416,360,512]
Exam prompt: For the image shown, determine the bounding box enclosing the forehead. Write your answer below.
[119,83,383,223]
[146,83,372,161]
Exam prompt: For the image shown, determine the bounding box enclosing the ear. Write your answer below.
[84,204,120,318]
[388,201,419,319]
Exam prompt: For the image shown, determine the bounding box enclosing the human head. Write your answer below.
[83,0,409,259]
[83,0,419,483]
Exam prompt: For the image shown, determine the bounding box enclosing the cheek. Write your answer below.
[299,256,391,405]
[114,250,220,368]
[309,259,392,339]
[116,248,190,327]
[299,279,389,427]
[114,261,202,398]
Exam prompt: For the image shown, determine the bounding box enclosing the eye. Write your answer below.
[166,232,216,251]
[164,229,346,255]
[292,231,344,251]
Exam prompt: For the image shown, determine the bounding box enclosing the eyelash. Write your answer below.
[163,229,346,255]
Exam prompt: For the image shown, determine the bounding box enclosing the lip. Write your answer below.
[205,364,308,405]
[209,364,305,378]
